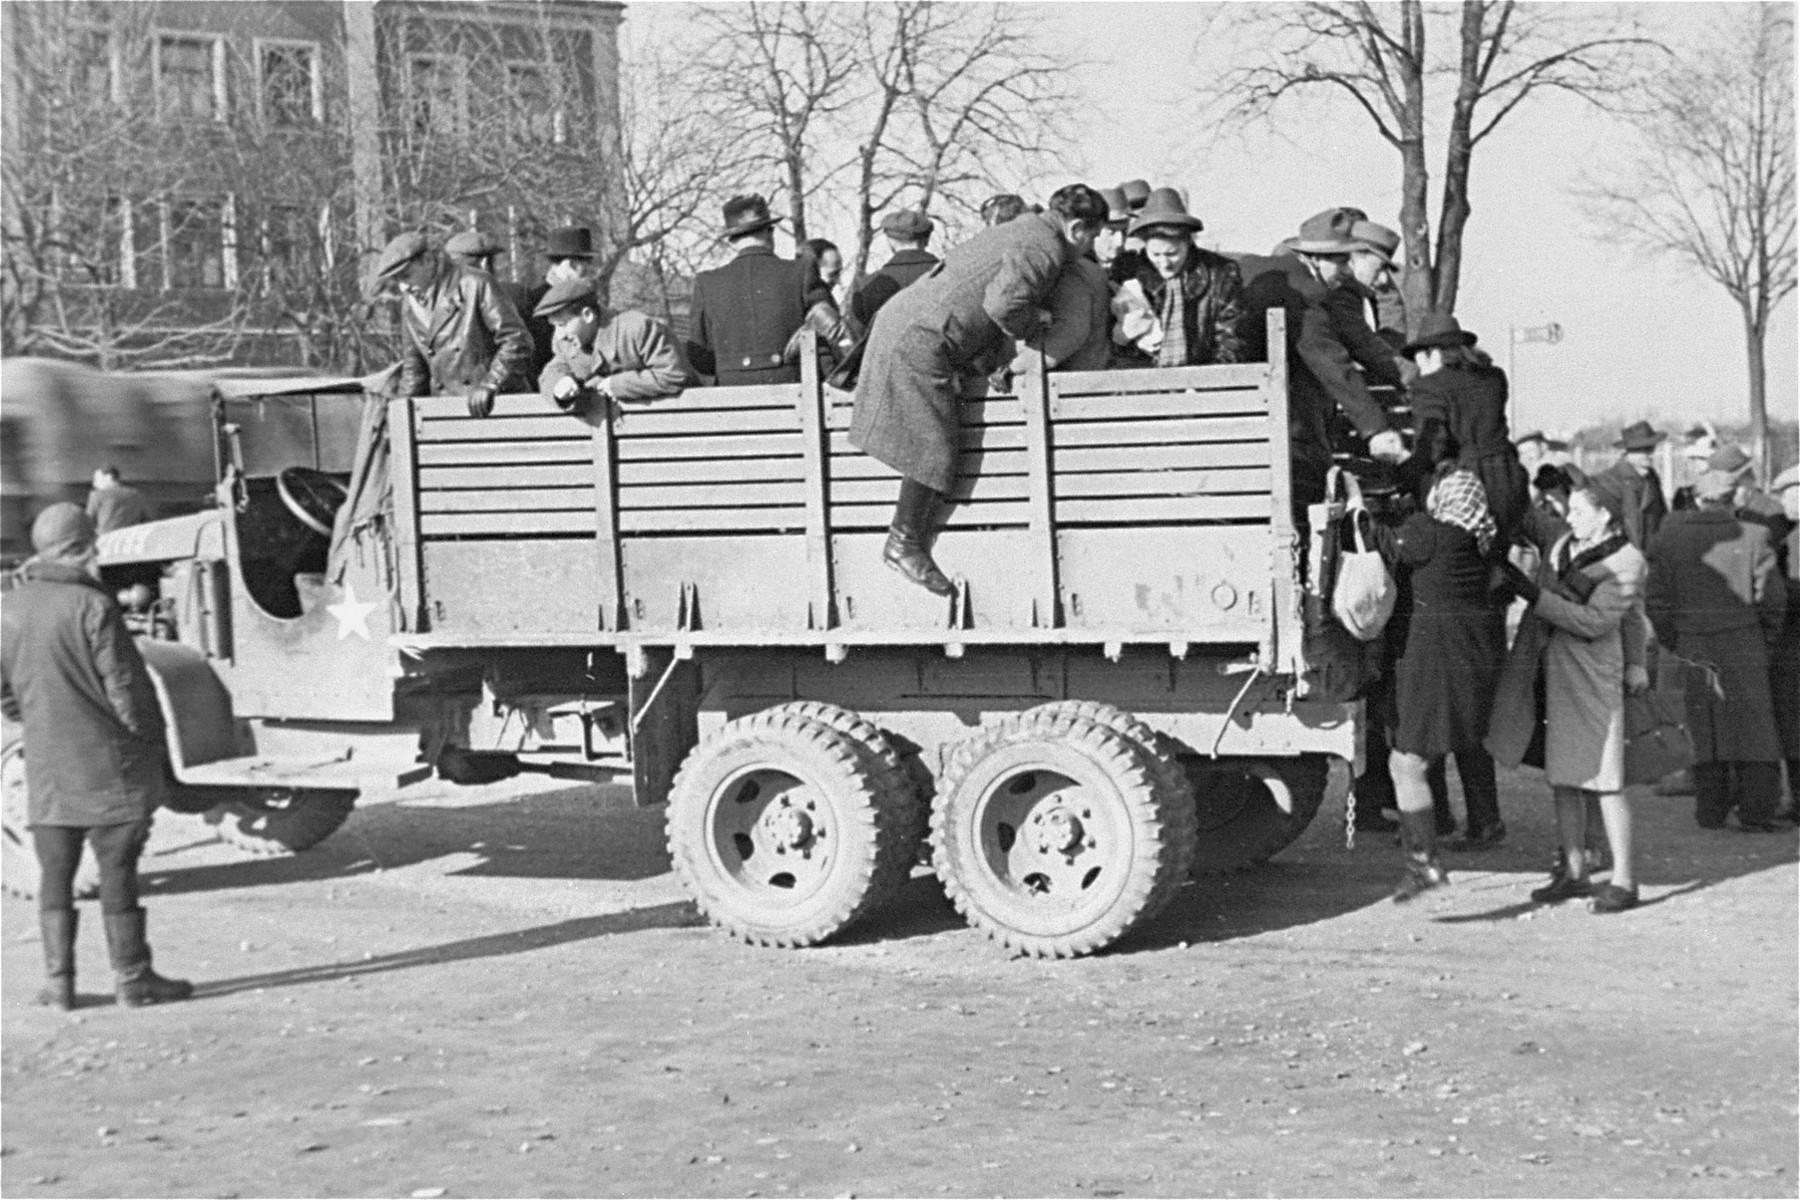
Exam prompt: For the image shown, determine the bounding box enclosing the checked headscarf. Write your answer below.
[1426,466,1496,555]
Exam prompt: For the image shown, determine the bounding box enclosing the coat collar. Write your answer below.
[733,243,776,260]
[16,558,106,592]
[887,248,937,266]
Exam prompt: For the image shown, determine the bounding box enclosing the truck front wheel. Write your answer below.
[933,710,1196,958]
[666,709,911,948]
[1186,755,1329,873]
[205,788,357,856]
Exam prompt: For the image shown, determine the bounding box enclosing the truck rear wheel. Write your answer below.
[205,788,357,856]
[666,709,910,948]
[1185,755,1328,873]
[1,735,101,901]
[933,709,1196,958]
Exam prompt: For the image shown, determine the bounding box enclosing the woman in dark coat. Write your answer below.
[1371,453,1505,901]
[849,184,1110,596]
[0,504,192,1008]
[1402,314,1529,550]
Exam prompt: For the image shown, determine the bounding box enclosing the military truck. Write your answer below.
[2,318,1367,957]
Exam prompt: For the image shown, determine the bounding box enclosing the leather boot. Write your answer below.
[36,909,77,1011]
[883,478,953,597]
[103,908,193,1008]
[1391,809,1448,903]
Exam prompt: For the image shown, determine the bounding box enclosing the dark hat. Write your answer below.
[1290,207,1362,255]
[446,230,503,261]
[1706,443,1753,474]
[721,194,780,240]
[1349,219,1400,263]
[1614,420,1666,451]
[1401,312,1478,356]
[374,231,430,281]
[544,226,596,259]
[880,209,933,240]
[533,277,601,321]
[31,502,95,559]
[1119,179,1152,210]
[1098,187,1130,226]
[1128,187,1204,238]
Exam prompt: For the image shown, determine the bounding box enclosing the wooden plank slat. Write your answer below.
[648,383,803,412]
[618,480,807,509]
[796,338,836,630]
[1263,308,1295,671]
[422,511,596,537]
[1047,362,1269,397]
[829,500,1031,529]
[1018,352,1061,628]
[1050,390,1267,422]
[1057,493,1272,524]
[388,400,425,631]
[415,392,556,420]
[616,408,801,437]
[617,457,805,486]
[419,487,594,513]
[617,433,805,461]
[590,404,624,631]
[417,441,594,466]
[1054,442,1269,473]
[1039,416,1275,449]
[620,507,809,534]
[1054,467,1273,499]
[827,449,1028,479]
[420,463,594,489]
[415,416,592,443]
[823,396,1024,432]
[830,475,1030,505]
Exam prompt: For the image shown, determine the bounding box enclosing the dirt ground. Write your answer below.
[3,767,1795,1200]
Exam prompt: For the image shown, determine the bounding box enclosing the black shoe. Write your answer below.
[1445,821,1507,851]
[882,529,953,597]
[1530,874,1590,903]
[1392,861,1449,903]
[1354,812,1400,834]
[1590,882,1639,913]
[118,970,194,1008]
[1736,820,1783,833]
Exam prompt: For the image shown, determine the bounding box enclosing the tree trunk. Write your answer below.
[787,153,808,245]
[1745,308,1770,480]
[1433,0,1485,317]
[1395,0,1434,338]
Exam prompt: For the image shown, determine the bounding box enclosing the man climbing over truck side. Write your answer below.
[375,231,534,419]
[535,278,690,409]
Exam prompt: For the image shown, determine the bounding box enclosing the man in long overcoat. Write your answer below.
[849,183,1111,595]
[1235,209,1406,515]
[377,232,533,417]
[1646,470,1789,830]
[1,504,192,1008]
[1601,421,1670,548]
[848,210,939,337]
[685,195,825,387]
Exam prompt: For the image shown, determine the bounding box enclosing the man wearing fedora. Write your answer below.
[1093,187,1144,287]
[516,226,603,381]
[1647,470,1788,831]
[850,183,1111,595]
[686,195,824,386]
[1332,219,1414,386]
[535,278,688,409]
[1601,422,1670,548]
[374,231,532,418]
[1236,208,1407,512]
[1109,188,1243,369]
[848,209,939,337]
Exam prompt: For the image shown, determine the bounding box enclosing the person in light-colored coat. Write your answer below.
[1489,484,1648,913]
[849,184,1109,596]
[534,279,690,408]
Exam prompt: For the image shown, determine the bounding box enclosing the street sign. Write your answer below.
[1514,323,1563,345]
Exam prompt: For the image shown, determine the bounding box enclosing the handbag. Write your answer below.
[1623,688,1694,786]
[1328,467,1397,642]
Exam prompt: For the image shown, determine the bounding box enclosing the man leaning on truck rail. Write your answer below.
[535,278,691,409]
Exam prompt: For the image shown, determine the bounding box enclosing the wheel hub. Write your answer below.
[1028,806,1086,857]
[764,801,817,852]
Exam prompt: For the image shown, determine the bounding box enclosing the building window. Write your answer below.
[259,41,321,126]
[156,33,225,122]
[505,63,565,145]
[76,27,119,104]
[408,55,465,139]
[164,199,228,289]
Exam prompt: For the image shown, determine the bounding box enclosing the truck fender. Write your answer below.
[136,640,245,804]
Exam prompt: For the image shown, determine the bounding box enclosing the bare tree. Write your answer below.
[1201,1,1661,332]
[1581,5,1795,478]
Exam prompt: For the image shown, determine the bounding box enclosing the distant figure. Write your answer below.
[85,466,151,533]
[849,210,939,337]
[804,238,845,294]
[517,227,602,383]
[2,504,193,1009]
[1599,421,1670,548]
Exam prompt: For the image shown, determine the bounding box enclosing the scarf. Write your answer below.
[1426,466,1496,554]
[1552,532,1630,603]
[1156,273,1189,368]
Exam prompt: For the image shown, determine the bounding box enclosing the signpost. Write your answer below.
[1508,322,1563,428]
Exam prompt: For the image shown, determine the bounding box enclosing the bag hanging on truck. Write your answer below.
[1327,466,1396,642]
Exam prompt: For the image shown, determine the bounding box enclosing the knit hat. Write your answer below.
[31,502,96,560]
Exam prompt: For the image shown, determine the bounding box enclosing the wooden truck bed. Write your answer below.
[388,319,1304,672]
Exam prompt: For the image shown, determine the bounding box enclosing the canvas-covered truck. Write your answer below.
[1,315,1371,957]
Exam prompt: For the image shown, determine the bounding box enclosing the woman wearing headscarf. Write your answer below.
[1370,435,1506,901]
[1488,477,1649,913]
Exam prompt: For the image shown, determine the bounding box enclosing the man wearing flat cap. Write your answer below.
[375,231,532,418]
[536,279,689,410]
[1599,421,1669,548]
[1235,208,1407,513]
[446,229,504,272]
[848,209,939,337]
[686,195,826,386]
[1647,470,1788,831]
[1110,188,1243,368]
[2,504,193,1010]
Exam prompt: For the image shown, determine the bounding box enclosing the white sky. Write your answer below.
[622,0,1797,439]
